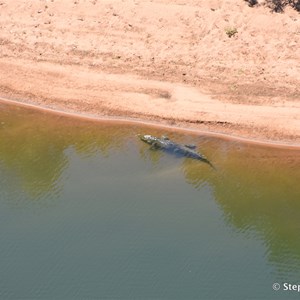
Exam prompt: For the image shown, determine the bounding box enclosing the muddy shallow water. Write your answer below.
[0,103,300,299]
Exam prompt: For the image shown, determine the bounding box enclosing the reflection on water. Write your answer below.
[0,102,300,299]
[0,104,131,200]
[182,144,300,279]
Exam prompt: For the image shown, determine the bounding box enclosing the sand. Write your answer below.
[0,0,299,145]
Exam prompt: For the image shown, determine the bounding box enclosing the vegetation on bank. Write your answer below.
[245,0,300,12]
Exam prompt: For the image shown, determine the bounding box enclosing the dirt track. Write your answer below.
[0,0,300,144]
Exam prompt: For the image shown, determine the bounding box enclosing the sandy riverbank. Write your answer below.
[0,0,299,145]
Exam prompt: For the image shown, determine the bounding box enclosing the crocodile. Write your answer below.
[138,134,214,168]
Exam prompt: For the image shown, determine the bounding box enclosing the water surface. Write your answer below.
[0,103,300,299]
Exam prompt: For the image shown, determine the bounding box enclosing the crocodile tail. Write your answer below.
[200,157,217,170]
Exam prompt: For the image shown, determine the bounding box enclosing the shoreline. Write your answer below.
[1,96,300,150]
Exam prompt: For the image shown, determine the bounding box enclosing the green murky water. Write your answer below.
[0,102,300,299]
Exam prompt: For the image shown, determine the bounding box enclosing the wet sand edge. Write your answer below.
[1,96,299,150]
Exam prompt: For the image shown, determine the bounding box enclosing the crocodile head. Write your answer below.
[137,134,158,145]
